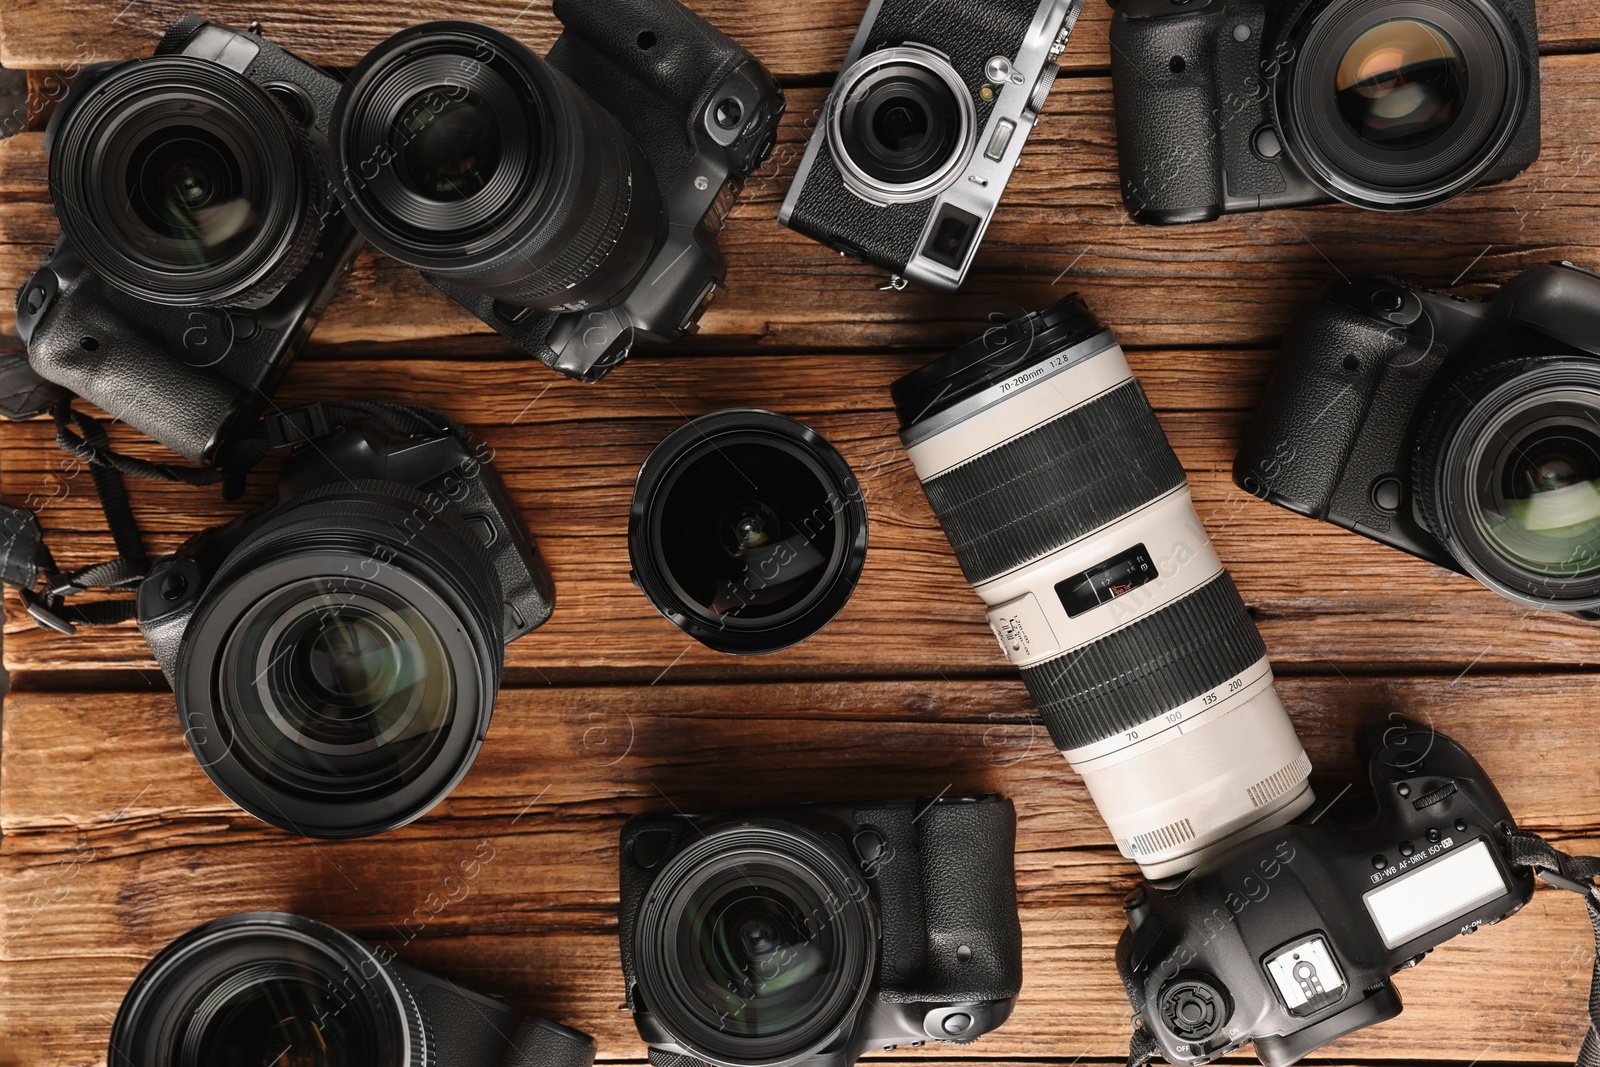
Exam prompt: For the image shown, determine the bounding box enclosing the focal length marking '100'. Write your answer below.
[893,296,1314,878]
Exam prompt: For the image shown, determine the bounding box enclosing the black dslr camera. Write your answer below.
[14,16,362,465]
[1235,263,1600,617]
[780,0,1084,291]
[136,403,554,839]
[110,911,597,1067]
[1108,0,1540,224]
[619,794,1023,1067]
[1119,719,1536,1066]
[329,1,784,383]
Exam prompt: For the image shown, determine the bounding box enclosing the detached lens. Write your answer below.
[1419,358,1600,609]
[629,410,869,655]
[49,55,326,306]
[634,825,875,1064]
[331,21,659,311]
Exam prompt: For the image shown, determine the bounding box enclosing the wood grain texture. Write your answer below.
[2,57,1599,349]
[2,679,1597,1064]
[7,353,1600,676]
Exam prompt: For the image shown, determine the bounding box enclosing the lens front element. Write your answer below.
[1335,19,1467,150]
[190,969,375,1067]
[635,825,875,1064]
[396,89,505,201]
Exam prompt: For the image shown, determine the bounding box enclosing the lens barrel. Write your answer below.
[109,912,420,1067]
[1279,0,1531,210]
[894,297,1314,878]
[330,21,659,310]
[49,55,328,307]
[629,410,869,655]
[633,823,877,1065]
[174,482,506,838]
[1416,356,1600,612]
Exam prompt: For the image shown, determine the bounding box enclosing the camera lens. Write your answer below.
[1418,358,1600,611]
[49,55,327,306]
[634,825,875,1063]
[828,47,975,203]
[331,21,660,311]
[109,913,413,1067]
[629,410,869,654]
[1335,19,1466,149]
[396,89,503,201]
[1282,0,1531,209]
[174,487,505,838]
[894,297,1314,879]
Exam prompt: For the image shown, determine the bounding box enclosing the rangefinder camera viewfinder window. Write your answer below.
[893,296,1314,878]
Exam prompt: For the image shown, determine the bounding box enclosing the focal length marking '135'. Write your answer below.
[894,296,1314,878]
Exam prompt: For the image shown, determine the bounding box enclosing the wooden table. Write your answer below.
[1,1,1598,1064]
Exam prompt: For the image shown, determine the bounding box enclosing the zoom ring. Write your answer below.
[1020,573,1267,752]
[921,380,1187,586]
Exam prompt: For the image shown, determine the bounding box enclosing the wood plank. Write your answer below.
[3,57,1599,349]
[7,355,1600,676]
[1,0,1593,76]
[2,679,1597,1063]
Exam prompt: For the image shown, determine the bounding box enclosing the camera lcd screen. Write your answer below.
[1055,544,1158,618]
[1361,838,1510,949]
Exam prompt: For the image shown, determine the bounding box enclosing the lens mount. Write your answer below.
[628,410,869,655]
[1277,0,1530,210]
[331,20,659,309]
[175,485,504,838]
[1417,357,1600,611]
[109,912,421,1067]
[49,55,325,307]
[827,46,976,205]
[633,823,877,1067]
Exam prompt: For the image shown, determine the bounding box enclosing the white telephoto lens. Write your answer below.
[894,297,1313,877]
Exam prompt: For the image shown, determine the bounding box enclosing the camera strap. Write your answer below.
[0,400,260,633]
[1123,827,1600,1067]
[2,399,469,634]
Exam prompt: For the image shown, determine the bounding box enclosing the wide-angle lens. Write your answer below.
[894,296,1313,879]
[1419,359,1600,609]
[109,914,406,1067]
[634,826,874,1063]
[1281,0,1529,209]
[49,55,325,306]
[630,410,869,655]
[331,21,658,310]
[828,47,974,202]
[1335,18,1466,149]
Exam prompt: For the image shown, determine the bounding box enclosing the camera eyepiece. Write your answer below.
[330,21,659,310]
[629,410,869,655]
[49,55,328,307]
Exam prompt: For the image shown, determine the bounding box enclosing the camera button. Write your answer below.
[1371,478,1402,512]
[1399,840,1415,857]
[228,313,259,342]
[942,1013,973,1035]
[1372,854,1387,869]
[1373,289,1405,313]
[1252,126,1283,160]
[631,829,675,870]
[853,828,888,867]
[23,285,47,314]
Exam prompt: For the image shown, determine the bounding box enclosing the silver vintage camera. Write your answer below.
[779,0,1083,291]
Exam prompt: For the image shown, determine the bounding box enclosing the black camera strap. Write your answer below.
[1,399,469,634]
[1124,828,1600,1066]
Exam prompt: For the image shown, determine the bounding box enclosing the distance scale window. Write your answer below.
[1055,544,1158,618]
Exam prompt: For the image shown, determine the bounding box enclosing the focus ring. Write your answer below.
[1021,573,1265,752]
[921,380,1186,586]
